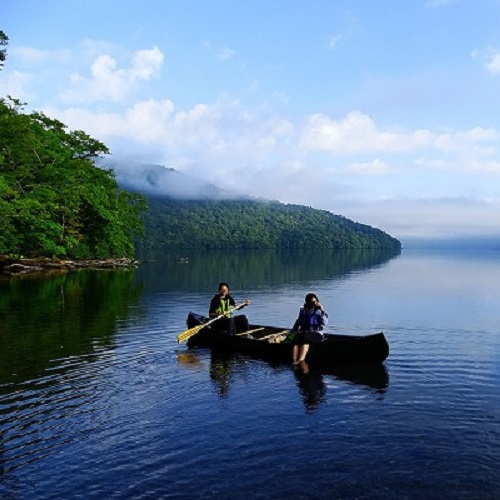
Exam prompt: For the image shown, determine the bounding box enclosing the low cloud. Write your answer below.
[325,196,500,240]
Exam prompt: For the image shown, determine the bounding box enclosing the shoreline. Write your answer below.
[0,255,139,276]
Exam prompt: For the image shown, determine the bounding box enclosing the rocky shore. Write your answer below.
[0,255,139,276]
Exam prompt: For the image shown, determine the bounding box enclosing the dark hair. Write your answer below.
[218,282,229,290]
[304,293,318,306]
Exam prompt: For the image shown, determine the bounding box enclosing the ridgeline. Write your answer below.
[137,196,402,251]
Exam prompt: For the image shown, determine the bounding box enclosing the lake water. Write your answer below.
[0,248,499,499]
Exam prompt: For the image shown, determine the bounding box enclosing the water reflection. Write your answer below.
[291,362,327,412]
[137,248,400,293]
[179,349,389,411]
[0,270,143,389]
[208,351,233,397]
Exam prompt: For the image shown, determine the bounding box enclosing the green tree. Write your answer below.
[0,30,8,69]
[0,99,146,258]
[0,31,146,258]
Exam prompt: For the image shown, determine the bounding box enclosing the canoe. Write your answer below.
[185,312,389,364]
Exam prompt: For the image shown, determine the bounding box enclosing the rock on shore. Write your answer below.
[0,255,139,275]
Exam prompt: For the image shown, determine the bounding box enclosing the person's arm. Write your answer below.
[209,296,219,317]
[316,306,328,329]
[292,308,304,331]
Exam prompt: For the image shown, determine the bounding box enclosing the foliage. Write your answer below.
[0,98,146,258]
[138,197,402,250]
[0,30,7,69]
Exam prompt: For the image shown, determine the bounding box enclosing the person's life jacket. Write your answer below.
[294,308,328,332]
[215,296,232,317]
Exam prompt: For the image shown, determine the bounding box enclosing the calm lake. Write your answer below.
[1,248,499,499]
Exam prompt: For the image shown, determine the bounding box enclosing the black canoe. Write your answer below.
[186,312,389,364]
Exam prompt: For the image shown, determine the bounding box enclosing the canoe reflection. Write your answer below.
[177,348,389,409]
[291,360,389,412]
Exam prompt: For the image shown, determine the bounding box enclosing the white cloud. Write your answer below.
[58,46,164,103]
[13,46,72,64]
[485,52,500,74]
[346,159,395,175]
[0,70,34,100]
[46,96,295,165]
[299,111,499,158]
[470,160,500,173]
[300,111,433,154]
[472,47,500,75]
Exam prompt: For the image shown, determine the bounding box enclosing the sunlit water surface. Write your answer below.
[1,248,499,499]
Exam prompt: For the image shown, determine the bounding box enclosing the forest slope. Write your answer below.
[138,196,402,250]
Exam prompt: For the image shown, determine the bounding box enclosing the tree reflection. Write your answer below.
[136,247,400,293]
[0,270,143,388]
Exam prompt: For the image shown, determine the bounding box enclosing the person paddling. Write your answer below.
[209,282,250,334]
[291,293,328,363]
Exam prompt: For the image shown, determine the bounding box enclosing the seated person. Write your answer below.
[209,282,250,334]
[291,293,328,363]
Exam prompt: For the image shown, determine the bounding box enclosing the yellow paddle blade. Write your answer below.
[177,324,205,344]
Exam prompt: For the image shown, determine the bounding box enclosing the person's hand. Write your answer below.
[244,299,251,305]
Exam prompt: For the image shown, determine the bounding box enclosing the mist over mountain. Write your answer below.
[98,159,250,201]
[97,158,401,251]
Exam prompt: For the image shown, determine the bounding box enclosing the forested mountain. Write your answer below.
[100,160,401,251]
[137,196,401,251]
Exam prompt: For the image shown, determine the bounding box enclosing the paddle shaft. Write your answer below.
[177,303,247,343]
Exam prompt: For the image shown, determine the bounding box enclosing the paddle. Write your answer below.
[177,303,247,344]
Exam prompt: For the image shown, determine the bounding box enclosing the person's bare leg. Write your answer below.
[298,344,310,362]
[293,345,300,363]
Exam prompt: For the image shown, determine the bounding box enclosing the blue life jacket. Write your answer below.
[293,307,328,332]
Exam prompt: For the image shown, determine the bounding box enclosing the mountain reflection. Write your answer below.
[136,248,400,293]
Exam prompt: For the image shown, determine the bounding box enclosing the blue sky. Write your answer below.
[2,0,500,242]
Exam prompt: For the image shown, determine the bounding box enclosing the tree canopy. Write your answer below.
[0,30,8,69]
[0,99,146,258]
[138,197,402,251]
